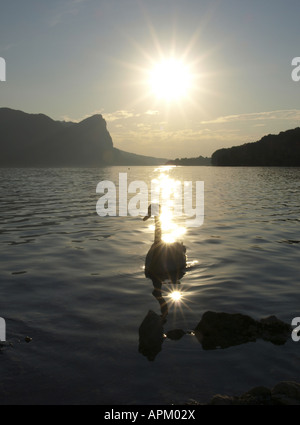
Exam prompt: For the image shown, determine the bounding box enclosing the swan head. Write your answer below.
[143,204,161,221]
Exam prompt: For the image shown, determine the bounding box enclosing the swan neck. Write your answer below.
[154,216,162,244]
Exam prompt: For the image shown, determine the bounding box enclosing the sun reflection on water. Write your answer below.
[163,284,193,317]
[150,168,187,244]
[169,290,182,302]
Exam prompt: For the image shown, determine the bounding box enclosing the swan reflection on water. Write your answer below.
[138,279,189,361]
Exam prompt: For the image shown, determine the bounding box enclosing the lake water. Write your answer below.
[0,166,299,405]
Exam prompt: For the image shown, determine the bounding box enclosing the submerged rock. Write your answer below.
[194,311,291,350]
[195,311,259,350]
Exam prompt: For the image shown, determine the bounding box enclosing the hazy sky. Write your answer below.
[1,0,300,158]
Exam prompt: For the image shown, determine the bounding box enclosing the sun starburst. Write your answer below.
[149,58,193,102]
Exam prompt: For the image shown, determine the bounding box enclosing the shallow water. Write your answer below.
[0,166,299,405]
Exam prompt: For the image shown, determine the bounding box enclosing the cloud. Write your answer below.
[103,108,248,157]
[145,110,159,116]
[60,116,75,122]
[111,123,243,158]
[201,109,300,124]
[103,110,139,122]
[103,109,159,122]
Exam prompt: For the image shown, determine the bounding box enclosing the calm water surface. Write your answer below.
[0,166,299,405]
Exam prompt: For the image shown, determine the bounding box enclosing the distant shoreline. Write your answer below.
[165,156,211,166]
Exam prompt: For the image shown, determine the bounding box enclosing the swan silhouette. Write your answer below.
[143,204,187,281]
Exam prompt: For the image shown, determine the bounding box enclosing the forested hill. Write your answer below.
[212,128,300,166]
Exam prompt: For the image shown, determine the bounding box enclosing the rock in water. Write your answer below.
[259,315,291,345]
[271,381,300,405]
[194,311,291,350]
[194,311,259,350]
[206,382,300,405]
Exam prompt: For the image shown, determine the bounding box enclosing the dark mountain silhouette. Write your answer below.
[166,155,211,166]
[0,108,166,167]
[212,127,300,166]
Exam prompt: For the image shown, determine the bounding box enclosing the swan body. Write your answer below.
[143,204,187,280]
[145,240,186,279]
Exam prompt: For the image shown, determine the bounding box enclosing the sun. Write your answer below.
[149,58,192,102]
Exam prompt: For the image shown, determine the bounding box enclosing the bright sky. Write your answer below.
[1,0,300,158]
